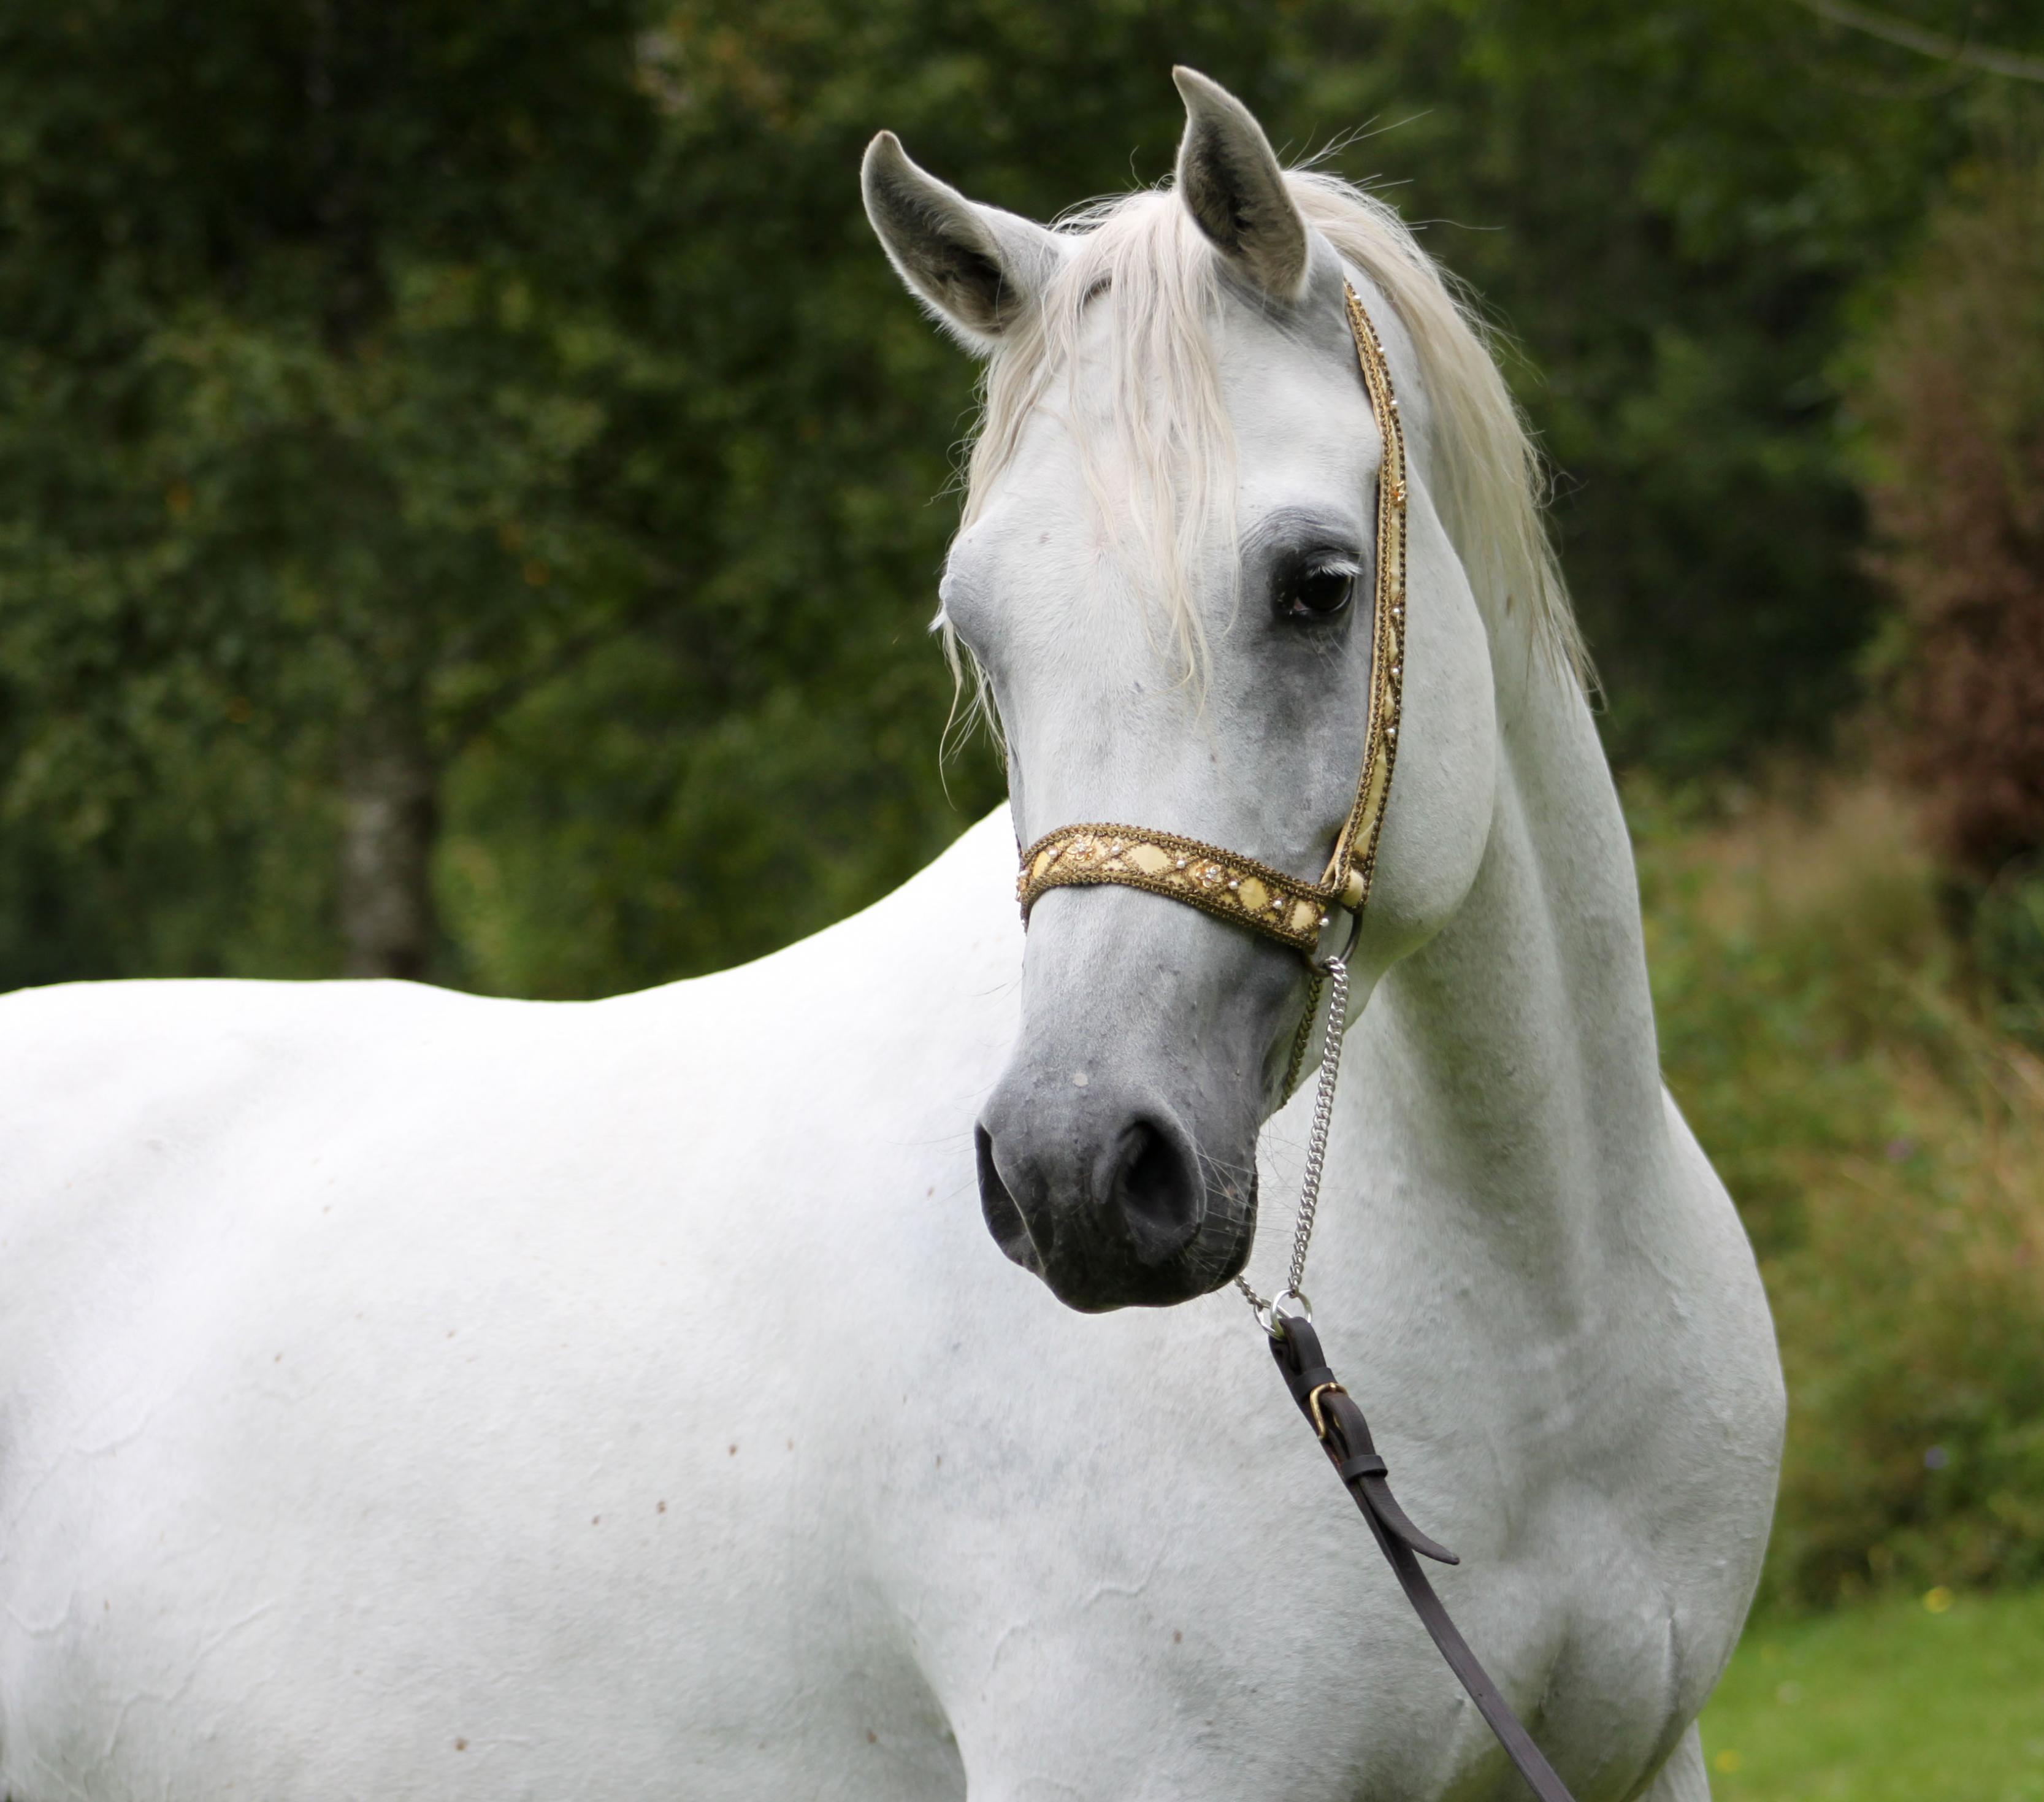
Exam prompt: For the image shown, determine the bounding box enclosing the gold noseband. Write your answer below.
[1014,283,1409,961]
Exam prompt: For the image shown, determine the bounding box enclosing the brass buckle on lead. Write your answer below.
[1306,1381,1347,1440]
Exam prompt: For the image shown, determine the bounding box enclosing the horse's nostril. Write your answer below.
[976,1122,1043,1268]
[1109,1118,1201,1264]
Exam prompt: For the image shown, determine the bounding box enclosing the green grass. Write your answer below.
[1700,1588,2044,1800]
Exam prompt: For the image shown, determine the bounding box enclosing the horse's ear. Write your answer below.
[1171,67,1309,302]
[862,132,1060,354]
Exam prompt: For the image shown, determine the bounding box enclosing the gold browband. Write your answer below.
[1016,282,1409,959]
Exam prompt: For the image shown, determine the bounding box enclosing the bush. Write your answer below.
[1850,150,2044,881]
[1633,772,2044,1607]
[1973,855,2044,1048]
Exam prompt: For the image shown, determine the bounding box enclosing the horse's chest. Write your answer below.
[879,1359,1733,1802]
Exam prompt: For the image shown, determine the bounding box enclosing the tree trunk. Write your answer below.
[339,713,439,981]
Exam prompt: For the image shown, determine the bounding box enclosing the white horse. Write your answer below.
[0,71,1782,1801]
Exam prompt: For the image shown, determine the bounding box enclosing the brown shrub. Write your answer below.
[1853,156,2044,880]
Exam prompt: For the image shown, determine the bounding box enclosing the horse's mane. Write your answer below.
[953,170,1588,707]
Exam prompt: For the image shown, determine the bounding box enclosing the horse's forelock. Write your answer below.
[948,167,1587,744]
[962,192,1233,696]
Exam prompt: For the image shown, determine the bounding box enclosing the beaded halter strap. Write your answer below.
[1014,282,1407,959]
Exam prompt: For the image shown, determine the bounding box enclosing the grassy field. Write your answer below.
[1699,1588,2044,1800]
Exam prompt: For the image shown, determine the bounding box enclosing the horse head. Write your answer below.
[865,71,1525,1310]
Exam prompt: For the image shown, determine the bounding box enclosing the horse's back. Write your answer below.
[0,822,1020,1800]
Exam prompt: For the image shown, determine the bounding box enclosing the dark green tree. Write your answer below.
[1292,0,2039,770]
[429,0,1319,992]
[0,0,682,979]
[6,0,2040,994]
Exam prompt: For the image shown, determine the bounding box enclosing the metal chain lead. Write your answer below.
[1237,956,1352,1333]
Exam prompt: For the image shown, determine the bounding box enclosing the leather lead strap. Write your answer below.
[1271,1317,1580,1802]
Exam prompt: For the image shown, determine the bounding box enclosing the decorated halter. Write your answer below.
[1014,283,1407,962]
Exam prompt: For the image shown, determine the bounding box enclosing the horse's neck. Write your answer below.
[1345,654,1669,1313]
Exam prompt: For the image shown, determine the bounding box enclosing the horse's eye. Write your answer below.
[1277,562,1358,621]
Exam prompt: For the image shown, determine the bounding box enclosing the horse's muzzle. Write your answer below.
[974,1079,1256,1310]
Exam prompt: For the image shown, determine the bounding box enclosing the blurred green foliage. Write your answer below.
[1634,773,2044,1607]
[0,0,691,980]
[0,0,2038,993]
[1298,0,1975,771]
[1977,859,2044,1046]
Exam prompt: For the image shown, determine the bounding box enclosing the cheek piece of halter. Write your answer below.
[1010,284,1582,1802]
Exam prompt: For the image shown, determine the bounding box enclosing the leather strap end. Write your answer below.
[1360,1476,1459,1565]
